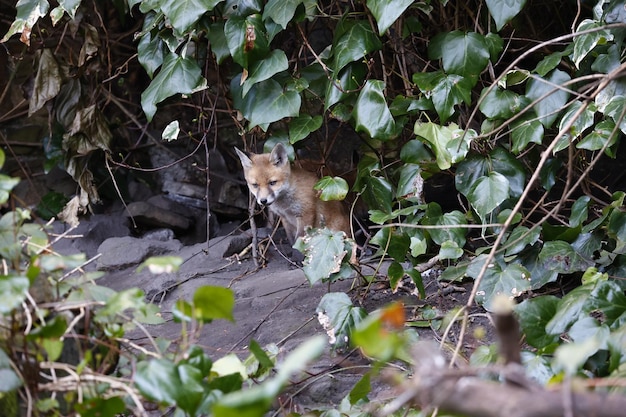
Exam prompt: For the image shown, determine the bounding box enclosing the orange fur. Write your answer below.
[235,143,350,243]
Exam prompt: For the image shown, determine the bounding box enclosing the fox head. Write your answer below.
[235,143,291,206]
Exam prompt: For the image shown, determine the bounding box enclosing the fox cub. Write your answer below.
[235,143,350,244]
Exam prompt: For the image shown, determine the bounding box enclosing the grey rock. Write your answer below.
[96,236,182,270]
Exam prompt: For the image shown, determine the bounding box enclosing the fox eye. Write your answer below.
[251,183,259,189]
[269,180,277,186]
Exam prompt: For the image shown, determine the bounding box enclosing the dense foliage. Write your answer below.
[2,0,626,415]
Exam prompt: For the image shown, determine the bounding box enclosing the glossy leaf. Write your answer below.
[577,119,619,153]
[332,21,382,73]
[515,295,560,349]
[556,101,596,152]
[588,281,626,328]
[414,122,472,169]
[479,87,529,119]
[263,0,304,29]
[467,172,510,218]
[141,53,206,121]
[354,80,397,140]
[485,0,527,30]
[224,14,270,68]
[137,32,165,79]
[366,0,414,35]
[504,225,541,256]
[511,116,544,154]
[414,71,473,122]
[192,286,235,322]
[289,115,322,144]
[208,22,231,64]
[396,163,423,201]
[0,275,29,314]
[325,62,367,110]
[160,0,222,34]
[236,78,301,128]
[432,31,490,78]
[314,176,348,201]
[242,49,289,96]
[538,240,594,274]
[526,69,571,128]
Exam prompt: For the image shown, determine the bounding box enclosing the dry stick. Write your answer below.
[450,61,626,368]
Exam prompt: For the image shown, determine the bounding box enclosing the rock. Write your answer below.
[126,200,192,231]
[96,236,182,270]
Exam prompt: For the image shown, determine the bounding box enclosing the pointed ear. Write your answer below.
[269,143,289,167]
[234,147,252,169]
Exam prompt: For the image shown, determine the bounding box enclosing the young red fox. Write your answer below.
[235,143,350,244]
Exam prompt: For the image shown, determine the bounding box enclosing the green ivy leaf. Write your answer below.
[577,119,619,153]
[504,225,541,256]
[414,122,472,169]
[354,80,397,140]
[160,0,222,34]
[526,69,571,128]
[485,0,527,30]
[515,295,560,350]
[396,163,423,201]
[363,176,394,213]
[479,87,529,119]
[511,116,544,154]
[468,256,531,311]
[141,53,206,121]
[263,0,303,29]
[137,32,165,79]
[431,31,490,78]
[316,292,366,349]
[556,101,596,152]
[192,286,235,322]
[366,0,414,35]
[242,49,289,96]
[236,78,301,128]
[208,22,231,64]
[538,240,594,274]
[135,359,204,414]
[467,172,510,218]
[314,176,348,201]
[289,114,323,144]
[224,14,270,68]
[546,284,593,335]
[325,62,367,109]
[332,21,382,73]
[413,71,473,122]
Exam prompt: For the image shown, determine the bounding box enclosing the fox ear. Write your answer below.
[270,143,289,167]
[234,147,252,169]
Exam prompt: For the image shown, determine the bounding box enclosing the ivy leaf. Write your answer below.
[263,0,303,29]
[316,293,367,349]
[295,228,350,285]
[556,101,596,153]
[135,359,204,414]
[504,225,541,257]
[485,0,527,31]
[414,122,471,170]
[414,71,473,122]
[467,172,510,218]
[577,119,619,153]
[468,256,531,311]
[511,116,544,154]
[538,240,594,274]
[161,0,222,34]
[602,95,626,134]
[354,80,396,140]
[571,19,613,68]
[141,53,207,121]
[137,32,165,78]
[208,22,231,64]
[366,0,414,35]
[314,176,348,201]
[289,114,323,144]
[479,87,529,119]
[332,21,382,73]
[526,69,571,128]
[238,78,301,128]
[431,31,490,79]
[325,62,367,110]
[242,49,289,96]
[1,0,49,45]
[224,14,270,68]
[0,275,30,314]
[515,295,560,350]
[363,176,394,213]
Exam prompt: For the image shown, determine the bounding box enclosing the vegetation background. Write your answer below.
[1,0,626,416]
